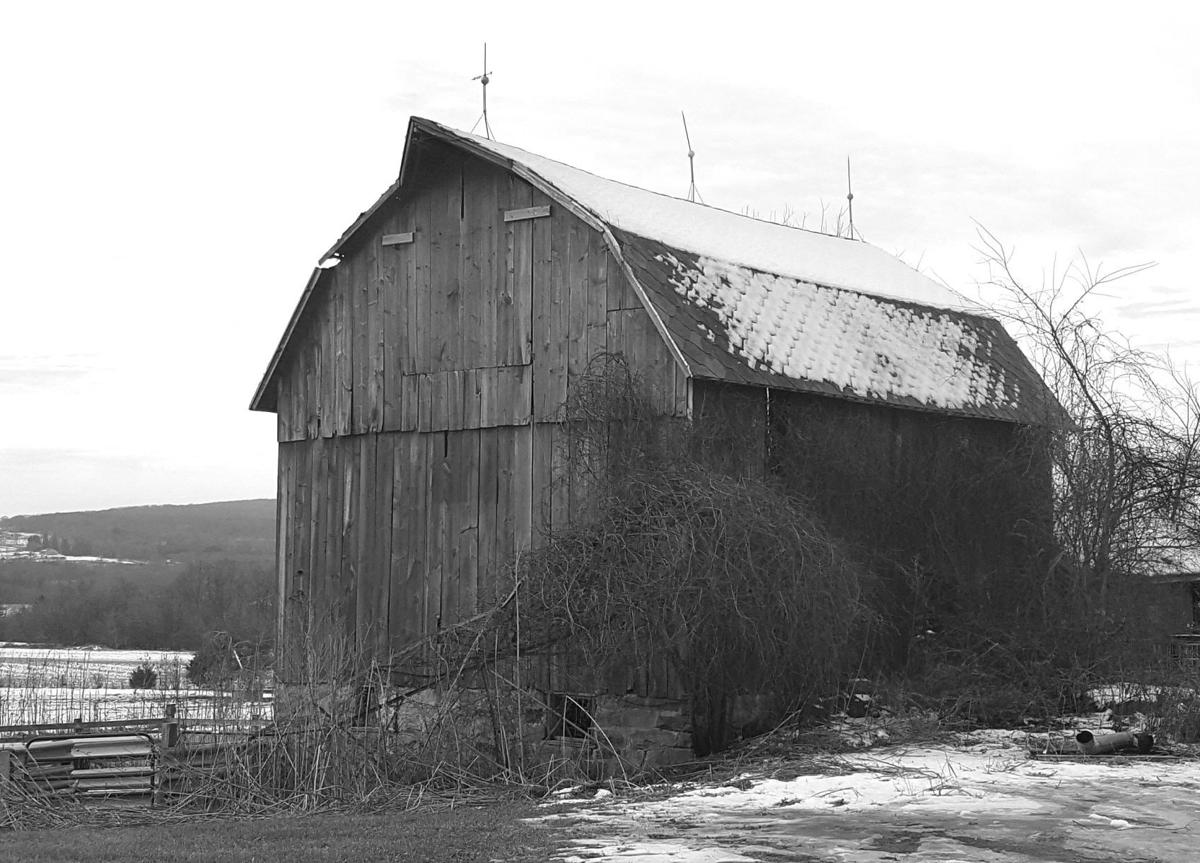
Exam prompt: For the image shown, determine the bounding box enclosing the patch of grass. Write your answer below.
[0,801,556,863]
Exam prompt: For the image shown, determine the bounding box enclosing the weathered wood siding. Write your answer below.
[272,148,686,676]
[691,379,1053,668]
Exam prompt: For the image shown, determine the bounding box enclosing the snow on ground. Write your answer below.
[541,727,1200,862]
[0,645,192,687]
[0,646,272,725]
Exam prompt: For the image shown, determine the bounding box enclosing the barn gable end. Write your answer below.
[264,138,685,671]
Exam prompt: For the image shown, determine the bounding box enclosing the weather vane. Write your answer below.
[471,43,495,140]
[682,111,701,203]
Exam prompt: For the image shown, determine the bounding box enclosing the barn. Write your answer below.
[251,117,1059,755]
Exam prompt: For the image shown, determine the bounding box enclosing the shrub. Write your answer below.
[129,662,157,689]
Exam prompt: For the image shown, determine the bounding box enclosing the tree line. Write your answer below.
[0,559,274,652]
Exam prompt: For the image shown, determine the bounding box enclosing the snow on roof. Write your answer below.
[618,234,1055,423]
[664,253,1014,412]
[430,122,971,312]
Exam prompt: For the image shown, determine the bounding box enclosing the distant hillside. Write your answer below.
[0,499,276,564]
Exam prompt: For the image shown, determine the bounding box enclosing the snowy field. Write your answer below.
[544,726,1200,862]
[0,645,271,726]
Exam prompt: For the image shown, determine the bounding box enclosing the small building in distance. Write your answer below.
[252,117,1060,756]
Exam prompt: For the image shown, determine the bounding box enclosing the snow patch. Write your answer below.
[663,253,1014,411]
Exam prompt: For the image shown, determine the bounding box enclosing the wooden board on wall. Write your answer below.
[365,229,384,433]
[445,429,480,623]
[338,440,358,651]
[476,427,500,609]
[335,264,353,436]
[531,422,554,546]
[534,193,567,422]
[318,280,336,438]
[565,214,590,392]
[606,250,640,311]
[350,254,367,434]
[354,435,378,654]
[504,177,534,367]
[584,232,609,371]
[425,432,448,635]
[429,164,460,373]
[607,307,678,416]
[390,432,428,650]
[277,444,294,679]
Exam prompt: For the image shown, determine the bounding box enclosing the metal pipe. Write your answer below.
[1075,730,1153,754]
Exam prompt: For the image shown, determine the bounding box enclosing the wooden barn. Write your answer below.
[252,118,1059,730]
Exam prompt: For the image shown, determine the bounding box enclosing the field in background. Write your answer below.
[0,645,272,727]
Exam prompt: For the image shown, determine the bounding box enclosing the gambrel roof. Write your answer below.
[253,117,1060,424]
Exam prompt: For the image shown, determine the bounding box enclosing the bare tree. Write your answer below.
[974,226,1200,603]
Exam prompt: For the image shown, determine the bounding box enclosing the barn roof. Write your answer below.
[252,117,1060,424]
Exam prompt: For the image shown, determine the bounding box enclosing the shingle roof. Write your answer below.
[617,231,1058,423]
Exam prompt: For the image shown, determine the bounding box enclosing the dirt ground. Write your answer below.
[542,733,1200,862]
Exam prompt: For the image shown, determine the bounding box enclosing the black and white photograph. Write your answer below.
[2,2,1199,860]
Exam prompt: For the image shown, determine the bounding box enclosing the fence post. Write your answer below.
[0,749,10,789]
[160,703,180,748]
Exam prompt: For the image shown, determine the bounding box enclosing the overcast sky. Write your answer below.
[2,1,1197,517]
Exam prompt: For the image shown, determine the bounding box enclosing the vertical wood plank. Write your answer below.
[355,435,378,654]
[304,319,320,439]
[276,444,293,680]
[339,439,358,653]
[446,369,466,431]
[606,251,639,310]
[674,364,690,418]
[351,254,369,433]
[291,442,312,674]
[477,427,500,608]
[413,191,431,373]
[366,230,384,432]
[429,169,460,371]
[585,231,609,367]
[381,211,400,431]
[335,265,353,435]
[305,437,324,647]
[426,432,448,635]
[463,367,482,430]
[373,435,394,656]
[417,372,433,433]
[510,424,534,568]
[391,432,428,649]
[276,374,291,443]
[480,164,501,367]
[461,160,489,369]
[533,195,567,421]
[319,281,336,438]
[566,217,590,393]
[400,373,419,432]
[531,422,554,546]
[322,434,343,656]
[505,177,534,367]
[512,364,532,427]
[444,430,479,624]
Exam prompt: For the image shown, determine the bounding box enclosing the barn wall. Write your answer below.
[272,147,685,677]
[690,380,1053,661]
[763,386,1052,581]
